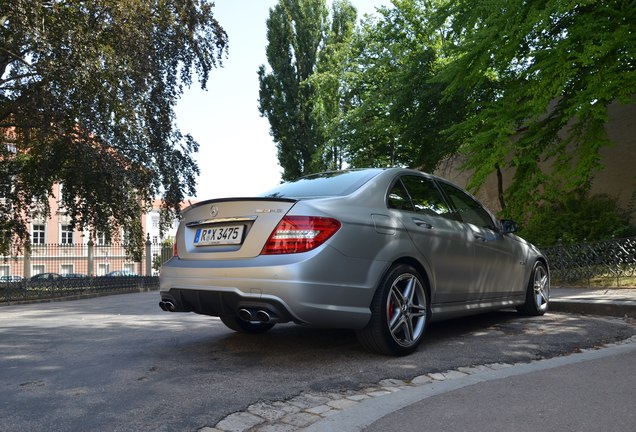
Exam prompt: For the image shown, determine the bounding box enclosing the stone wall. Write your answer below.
[435,102,636,222]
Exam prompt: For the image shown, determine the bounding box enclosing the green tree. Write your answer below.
[337,0,464,171]
[433,0,636,220]
[258,0,329,181]
[0,0,227,255]
[309,0,358,171]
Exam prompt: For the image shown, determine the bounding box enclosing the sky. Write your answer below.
[175,0,391,200]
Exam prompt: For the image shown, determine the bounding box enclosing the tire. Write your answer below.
[220,315,275,334]
[517,261,549,316]
[356,264,430,356]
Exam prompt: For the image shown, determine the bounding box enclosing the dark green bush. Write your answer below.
[518,192,636,246]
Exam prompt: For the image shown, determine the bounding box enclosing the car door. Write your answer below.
[437,181,525,299]
[387,175,478,304]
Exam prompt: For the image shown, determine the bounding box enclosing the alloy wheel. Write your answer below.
[385,273,427,348]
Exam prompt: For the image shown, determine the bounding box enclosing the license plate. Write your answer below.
[194,225,244,246]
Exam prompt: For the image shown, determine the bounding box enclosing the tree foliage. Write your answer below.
[309,0,634,233]
[309,0,358,171]
[433,0,636,220]
[338,0,464,170]
[0,0,227,255]
[258,0,330,181]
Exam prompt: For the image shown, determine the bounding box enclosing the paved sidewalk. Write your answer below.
[550,286,636,318]
[354,340,636,432]
[200,287,636,432]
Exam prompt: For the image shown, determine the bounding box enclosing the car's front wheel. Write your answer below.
[220,315,275,334]
[517,261,549,316]
[356,264,430,356]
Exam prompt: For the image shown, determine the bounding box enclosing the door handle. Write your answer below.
[412,218,433,229]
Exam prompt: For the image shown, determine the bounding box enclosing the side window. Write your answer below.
[438,182,496,230]
[401,176,452,218]
[387,180,413,211]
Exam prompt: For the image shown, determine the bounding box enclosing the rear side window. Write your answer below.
[438,182,496,230]
[388,176,452,219]
[261,169,383,198]
[387,181,412,211]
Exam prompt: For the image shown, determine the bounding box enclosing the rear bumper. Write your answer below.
[158,246,386,329]
[160,288,296,323]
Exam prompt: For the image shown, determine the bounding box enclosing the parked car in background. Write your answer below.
[30,272,63,281]
[27,272,64,290]
[63,273,88,278]
[159,168,549,356]
[105,270,137,277]
[0,276,23,283]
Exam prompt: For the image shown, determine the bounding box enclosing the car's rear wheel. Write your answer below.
[356,264,430,356]
[220,315,275,334]
[517,261,549,316]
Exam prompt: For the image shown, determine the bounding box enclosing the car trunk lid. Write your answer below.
[175,198,297,260]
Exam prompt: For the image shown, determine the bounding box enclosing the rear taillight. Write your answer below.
[261,216,341,255]
[172,241,178,257]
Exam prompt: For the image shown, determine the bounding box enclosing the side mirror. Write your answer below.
[501,219,517,234]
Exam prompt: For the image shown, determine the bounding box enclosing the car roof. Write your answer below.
[259,167,448,200]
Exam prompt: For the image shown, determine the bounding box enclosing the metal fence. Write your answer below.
[4,236,635,304]
[0,276,159,304]
[1,240,174,304]
[0,241,174,279]
[541,236,636,287]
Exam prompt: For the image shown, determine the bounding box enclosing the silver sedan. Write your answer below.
[159,168,549,356]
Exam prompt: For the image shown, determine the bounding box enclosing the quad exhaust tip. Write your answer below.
[238,308,276,323]
[238,308,252,321]
[159,300,176,312]
[256,310,270,323]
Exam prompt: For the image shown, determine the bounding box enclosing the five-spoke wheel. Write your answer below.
[357,264,429,356]
[518,261,549,316]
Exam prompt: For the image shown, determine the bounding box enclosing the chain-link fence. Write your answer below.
[541,236,636,287]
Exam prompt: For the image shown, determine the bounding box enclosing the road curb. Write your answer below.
[550,299,636,318]
[303,336,636,432]
[202,335,636,432]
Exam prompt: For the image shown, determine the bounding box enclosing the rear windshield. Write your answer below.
[261,169,384,198]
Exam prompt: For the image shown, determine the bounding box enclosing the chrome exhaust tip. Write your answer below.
[163,301,176,312]
[238,308,253,322]
[255,310,270,323]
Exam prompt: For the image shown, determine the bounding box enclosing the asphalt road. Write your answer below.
[1,292,635,432]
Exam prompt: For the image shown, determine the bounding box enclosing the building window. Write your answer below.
[97,263,109,276]
[61,225,73,244]
[60,264,73,275]
[33,264,45,275]
[32,224,45,245]
[152,236,158,245]
[152,217,159,229]
[96,232,107,245]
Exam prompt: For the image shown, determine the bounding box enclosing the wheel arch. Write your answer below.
[357,255,433,356]
[529,256,550,286]
[377,256,432,299]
